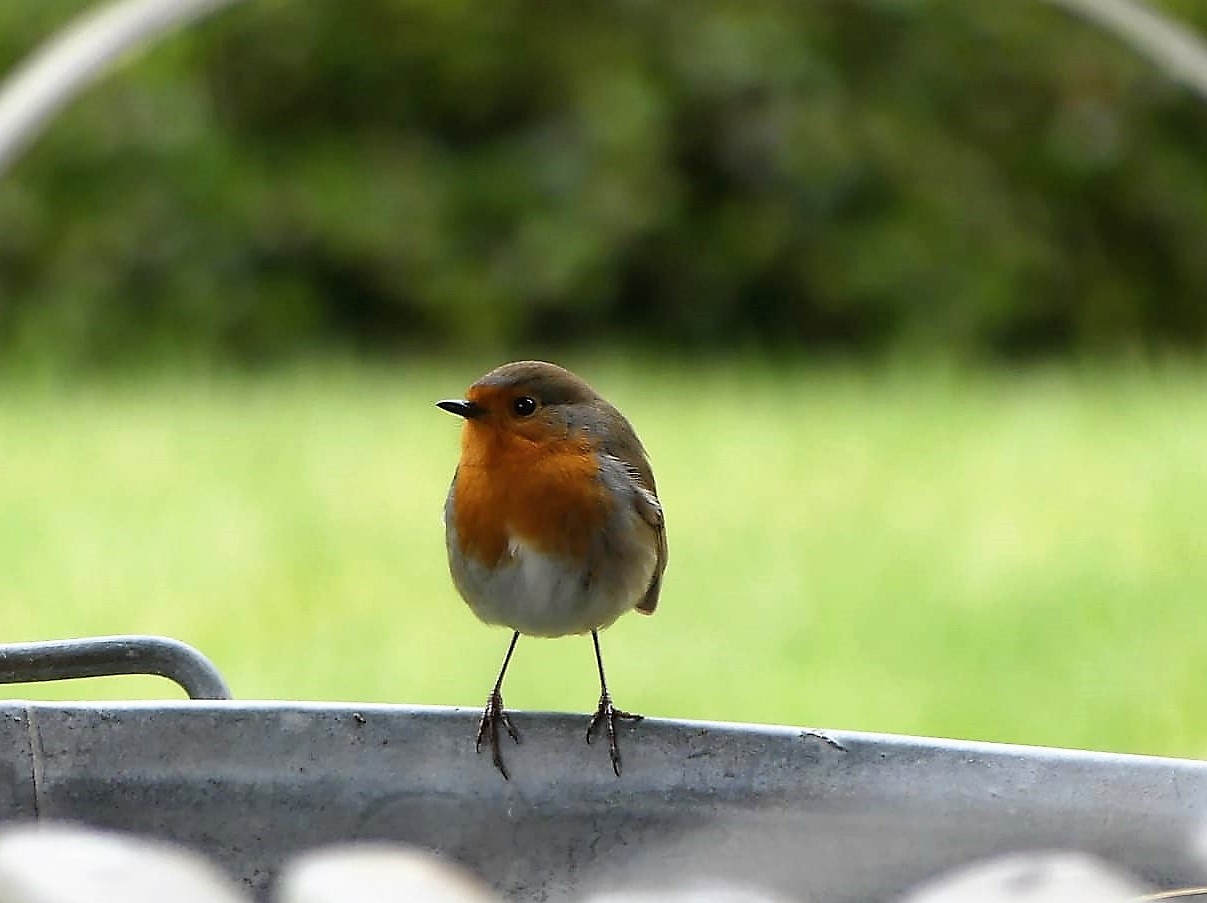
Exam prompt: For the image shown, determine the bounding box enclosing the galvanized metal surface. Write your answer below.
[0,637,232,700]
[0,702,1204,901]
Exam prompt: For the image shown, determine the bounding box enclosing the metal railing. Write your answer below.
[0,635,232,699]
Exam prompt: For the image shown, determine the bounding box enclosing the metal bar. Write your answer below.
[0,0,244,177]
[1041,0,1207,103]
[0,635,232,700]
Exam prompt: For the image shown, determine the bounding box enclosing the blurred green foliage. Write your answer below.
[1,0,1206,365]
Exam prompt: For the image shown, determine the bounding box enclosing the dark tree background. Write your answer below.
[1,0,1206,366]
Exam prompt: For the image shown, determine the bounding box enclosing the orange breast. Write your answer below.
[452,423,609,567]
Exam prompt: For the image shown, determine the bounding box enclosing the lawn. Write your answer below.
[2,357,1204,760]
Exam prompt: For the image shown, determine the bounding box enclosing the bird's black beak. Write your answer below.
[436,399,484,419]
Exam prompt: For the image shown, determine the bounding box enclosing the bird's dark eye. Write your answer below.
[512,396,537,417]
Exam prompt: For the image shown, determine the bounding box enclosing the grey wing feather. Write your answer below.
[633,481,667,614]
[602,428,667,615]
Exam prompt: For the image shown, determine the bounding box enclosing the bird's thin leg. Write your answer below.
[476,631,521,779]
[585,629,643,776]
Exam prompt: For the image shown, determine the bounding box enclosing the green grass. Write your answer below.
[2,358,1205,760]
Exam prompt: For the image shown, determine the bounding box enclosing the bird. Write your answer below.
[437,360,667,779]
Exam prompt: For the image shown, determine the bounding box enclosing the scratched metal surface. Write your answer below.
[1,702,1205,901]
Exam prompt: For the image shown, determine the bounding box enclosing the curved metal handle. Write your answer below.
[0,635,232,700]
[0,0,244,177]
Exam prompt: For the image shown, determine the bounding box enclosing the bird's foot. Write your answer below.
[586,693,643,777]
[475,690,520,779]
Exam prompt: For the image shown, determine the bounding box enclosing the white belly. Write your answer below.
[449,536,649,637]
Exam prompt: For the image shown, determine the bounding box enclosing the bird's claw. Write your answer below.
[586,692,643,776]
[476,690,520,779]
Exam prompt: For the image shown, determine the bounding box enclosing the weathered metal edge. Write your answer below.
[5,700,1204,772]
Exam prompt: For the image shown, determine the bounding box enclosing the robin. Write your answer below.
[437,361,668,779]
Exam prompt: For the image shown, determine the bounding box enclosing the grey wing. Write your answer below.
[601,434,667,615]
[632,473,667,614]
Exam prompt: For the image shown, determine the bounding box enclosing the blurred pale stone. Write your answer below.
[0,823,248,903]
[275,844,498,903]
[902,852,1147,903]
